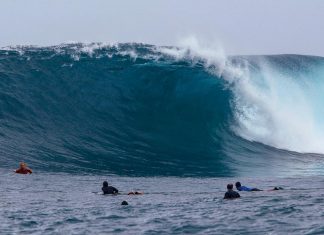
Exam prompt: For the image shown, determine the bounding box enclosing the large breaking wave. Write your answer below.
[1,42,324,176]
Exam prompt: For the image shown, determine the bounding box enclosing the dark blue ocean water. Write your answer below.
[1,43,324,234]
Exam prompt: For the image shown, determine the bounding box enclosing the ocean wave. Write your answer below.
[1,43,324,175]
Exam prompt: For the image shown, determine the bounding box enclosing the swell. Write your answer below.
[0,43,324,176]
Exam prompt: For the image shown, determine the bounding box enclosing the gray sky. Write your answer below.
[1,0,323,56]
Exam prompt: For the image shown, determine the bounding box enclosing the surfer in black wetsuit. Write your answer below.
[268,186,284,191]
[102,181,119,194]
[224,184,240,199]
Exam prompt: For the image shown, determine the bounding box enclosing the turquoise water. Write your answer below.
[1,172,324,234]
[1,44,324,176]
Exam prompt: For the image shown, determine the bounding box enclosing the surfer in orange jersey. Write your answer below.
[14,162,33,174]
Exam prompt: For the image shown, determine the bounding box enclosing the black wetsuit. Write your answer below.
[273,187,284,190]
[224,190,240,199]
[102,186,119,194]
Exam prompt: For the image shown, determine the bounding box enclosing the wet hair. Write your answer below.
[227,184,233,190]
[121,201,128,205]
[235,182,241,188]
[103,181,108,187]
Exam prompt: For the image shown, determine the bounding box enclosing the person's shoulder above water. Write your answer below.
[14,162,33,174]
[224,190,240,199]
[102,181,119,194]
[224,184,240,199]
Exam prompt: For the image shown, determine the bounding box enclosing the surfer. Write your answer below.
[224,184,240,199]
[14,162,33,174]
[102,181,119,195]
[268,187,284,191]
[128,191,144,195]
[235,182,262,191]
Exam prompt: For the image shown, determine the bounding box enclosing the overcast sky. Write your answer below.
[1,0,323,56]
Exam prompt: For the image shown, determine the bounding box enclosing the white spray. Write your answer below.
[160,36,324,154]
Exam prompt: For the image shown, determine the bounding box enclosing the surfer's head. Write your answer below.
[103,181,108,187]
[19,162,26,168]
[235,182,241,188]
[227,184,234,190]
[121,201,128,205]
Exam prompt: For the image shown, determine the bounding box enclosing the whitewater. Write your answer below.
[1,42,324,234]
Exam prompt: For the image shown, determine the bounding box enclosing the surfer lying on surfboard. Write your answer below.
[235,182,283,192]
[128,191,144,195]
[235,182,262,191]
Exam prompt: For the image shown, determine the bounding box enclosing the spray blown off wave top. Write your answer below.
[1,43,324,176]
